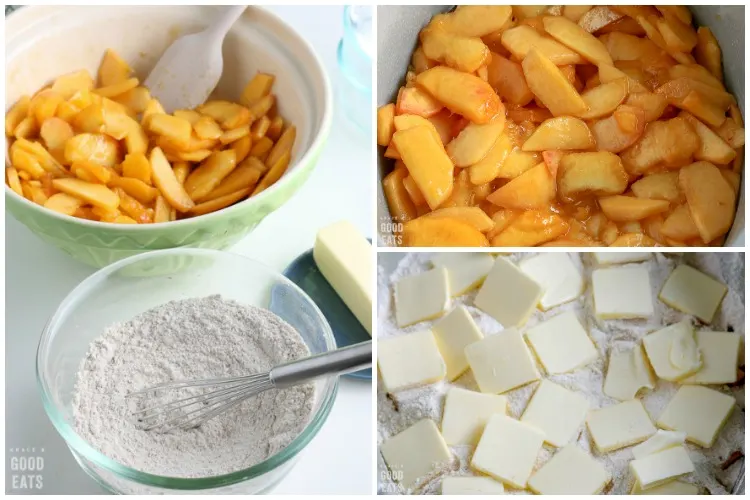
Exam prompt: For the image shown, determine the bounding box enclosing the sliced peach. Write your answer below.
[661,204,701,241]
[679,161,736,243]
[491,209,569,246]
[392,126,454,210]
[679,112,735,165]
[415,66,501,124]
[577,78,628,119]
[447,113,506,167]
[402,216,489,247]
[149,147,194,212]
[501,25,585,65]
[625,92,668,122]
[631,172,683,203]
[487,162,555,209]
[599,64,648,92]
[609,233,658,247]
[542,15,613,66]
[469,133,513,185]
[377,103,396,146]
[655,78,734,110]
[521,48,587,117]
[590,105,646,153]
[598,195,670,221]
[65,133,121,168]
[393,114,443,146]
[486,52,534,106]
[522,116,594,151]
[497,149,540,179]
[425,206,495,233]
[427,110,460,145]
[383,168,417,223]
[558,152,628,201]
[434,6,513,37]
[620,116,699,175]
[578,6,623,33]
[403,175,427,207]
[677,90,726,127]
[656,14,697,53]
[52,177,119,211]
[395,86,443,118]
[695,27,722,82]
[420,28,490,73]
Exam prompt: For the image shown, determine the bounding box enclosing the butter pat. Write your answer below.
[442,387,507,446]
[441,476,505,494]
[657,385,735,448]
[593,252,652,265]
[629,446,694,490]
[603,346,656,401]
[471,414,545,489]
[432,306,483,380]
[592,267,654,319]
[313,221,372,334]
[659,264,727,323]
[525,311,598,374]
[521,380,589,447]
[642,321,702,381]
[631,480,699,495]
[377,330,446,392]
[394,267,450,327]
[519,253,584,310]
[528,444,610,494]
[432,253,495,296]
[681,331,741,384]
[632,430,687,459]
[586,400,656,452]
[474,257,543,327]
[380,419,452,490]
[465,329,540,394]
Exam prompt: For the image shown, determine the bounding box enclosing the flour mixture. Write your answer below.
[72,295,316,478]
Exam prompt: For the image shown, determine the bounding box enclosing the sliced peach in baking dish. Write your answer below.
[620,116,699,175]
[424,206,495,233]
[679,161,736,243]
[396,86,444,118]
[630,172,683,203]
[432,6,512,38]
[415,66,501,124]
[590,105,646,154]
[469,133,514,185]
[577,78,628,120]
[522,117,594,151]
[402,217,489,246]
[391,126,453,210]
[490,209,569,246]
[502,25,585,65]
[420,27,490,74]
[447,113,506,167]
[487,162,555,209]
[598,195,670,221]
[521,49,587,117]
[383,168,417,224]
[542,15,613,66]
[486,53,534,106]
[558,152,629,201]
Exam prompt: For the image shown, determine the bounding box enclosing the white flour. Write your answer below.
[72,295,315,478]
[377,252,745,495]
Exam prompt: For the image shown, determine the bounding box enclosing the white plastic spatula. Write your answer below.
[145,5,246,112]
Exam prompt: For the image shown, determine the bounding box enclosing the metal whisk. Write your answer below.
[128,340,371,433]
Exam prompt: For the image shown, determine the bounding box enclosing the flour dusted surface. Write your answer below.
[377,253,745,495]
[72,295,315,478]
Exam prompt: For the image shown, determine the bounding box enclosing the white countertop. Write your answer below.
[5,5,372,494]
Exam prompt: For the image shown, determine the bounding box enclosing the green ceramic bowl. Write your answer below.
[5,6,332,267]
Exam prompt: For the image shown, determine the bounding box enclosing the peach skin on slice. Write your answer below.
[487,162,555,210]
[415,66,502,124]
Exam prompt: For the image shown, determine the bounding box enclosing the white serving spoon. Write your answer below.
[145,5,246,112]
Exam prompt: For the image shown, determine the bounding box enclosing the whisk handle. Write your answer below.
[270,340,372,388]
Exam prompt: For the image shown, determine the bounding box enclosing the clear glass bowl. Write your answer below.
[35,249,339,493]
[336,5,373,134]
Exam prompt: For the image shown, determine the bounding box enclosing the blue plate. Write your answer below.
[278,244,372,380]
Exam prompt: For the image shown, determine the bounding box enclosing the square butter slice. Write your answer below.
[313,221,373,334]
[642,321,702,382]
[592,267,654,319]
[519,253,584,310]
[377,330,446,393]
[525,311,598,374]
[603,345,656,401]
[380,419,452,490]
[432,306,484,381]
[474,257,543,328]
[657,385,735,448]
[528,444,610,495]
[586,400,656,452]
[394,267,450,327]
[441,476,505,495]
[631,480,699,495]
[593,252,652,265]
[465,328,540,394]
[432,253,495,297]
[471,414,545,489]
[681,331,741,384]
[629,446,695,490]
[521,380,589,448]
[659,264,727,323]
[441,387,507,445]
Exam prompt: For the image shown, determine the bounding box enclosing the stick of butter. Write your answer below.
[313,221,372,335]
